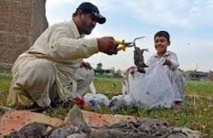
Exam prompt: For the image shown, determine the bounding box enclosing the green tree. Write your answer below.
[96,63,103,75]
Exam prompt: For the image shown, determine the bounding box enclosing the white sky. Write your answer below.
[46,0,213,72]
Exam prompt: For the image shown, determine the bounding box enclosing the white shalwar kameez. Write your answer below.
[146,50,185,102]
[7,20,99,107]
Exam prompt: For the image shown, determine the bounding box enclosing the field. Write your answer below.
[0,72,213,137]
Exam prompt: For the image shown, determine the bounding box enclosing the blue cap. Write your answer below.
[77,2,106,24]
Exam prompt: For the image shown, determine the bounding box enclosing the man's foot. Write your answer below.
[173,101,182,110]
[17,103,53,113]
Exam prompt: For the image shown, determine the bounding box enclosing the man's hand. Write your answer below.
[80,61,93,70]
[97,37,118,55]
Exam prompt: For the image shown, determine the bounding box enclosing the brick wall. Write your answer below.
[0,0,48,69]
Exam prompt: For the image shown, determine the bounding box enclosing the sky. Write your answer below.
[46,0,213,72]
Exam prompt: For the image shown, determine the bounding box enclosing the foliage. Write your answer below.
[96,63,103,70]
[95,63,104,75]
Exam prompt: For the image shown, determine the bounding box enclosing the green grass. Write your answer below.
[92,76,123,98]
[0,72,12,105]
[0,73,213,137]
[186,80,213,96]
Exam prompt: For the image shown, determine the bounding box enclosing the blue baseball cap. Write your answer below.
[77,2,106,24]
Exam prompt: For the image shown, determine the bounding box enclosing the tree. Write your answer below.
[96,63,103,70]
[96,63,103,75]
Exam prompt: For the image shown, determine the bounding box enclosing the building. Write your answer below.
[94,69,115,76]
[184,70,209,81]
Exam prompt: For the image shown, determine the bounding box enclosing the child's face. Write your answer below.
[154,36,170,55]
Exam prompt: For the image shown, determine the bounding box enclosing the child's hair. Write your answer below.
[154,31,170,42]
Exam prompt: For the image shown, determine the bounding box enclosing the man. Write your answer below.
[7,2,117,109]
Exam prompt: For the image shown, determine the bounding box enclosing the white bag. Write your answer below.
[83,81,110,107]
[84,93,110,106]
[108,81,135,111]
[130,64,175,109]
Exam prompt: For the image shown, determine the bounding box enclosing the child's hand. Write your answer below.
[127,66,137,74]
[158,58,166,65]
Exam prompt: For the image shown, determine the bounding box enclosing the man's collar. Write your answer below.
[70,20,83,38]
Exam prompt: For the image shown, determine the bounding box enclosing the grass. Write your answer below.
[186,80,213,96]
[0,73,213,137]
[93,77,123,99]
[0,72,12,105]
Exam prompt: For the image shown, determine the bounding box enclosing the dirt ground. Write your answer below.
[0,105,201,138]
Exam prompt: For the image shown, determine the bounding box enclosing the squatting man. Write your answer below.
[7,2,118,109]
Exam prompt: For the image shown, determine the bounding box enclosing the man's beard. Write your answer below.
[82,26,93,35]
[81,20,94,35]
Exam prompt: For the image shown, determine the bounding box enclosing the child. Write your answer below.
[146,30,185,108]
[125,30,185,109]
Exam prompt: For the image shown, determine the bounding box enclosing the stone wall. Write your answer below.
[0,0,48,69]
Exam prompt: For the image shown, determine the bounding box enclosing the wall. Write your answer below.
[0,0,48,69]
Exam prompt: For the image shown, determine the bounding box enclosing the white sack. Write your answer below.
[130,64,175,109]
[83,81,110,107]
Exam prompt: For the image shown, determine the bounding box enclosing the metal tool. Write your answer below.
[115,36,145,51]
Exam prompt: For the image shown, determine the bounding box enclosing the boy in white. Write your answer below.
[125,31,185,109]
[146,31,185,107]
